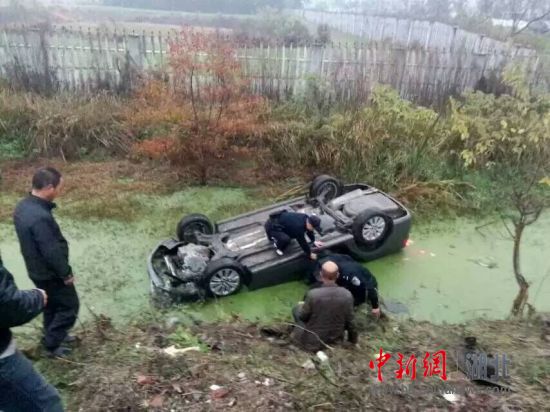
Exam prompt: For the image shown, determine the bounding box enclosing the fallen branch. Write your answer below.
[52,356,88,367]
[282,322,334,351]
[231,331,255,339]
[181,391,204,397]
[274,184,307,202]
[474,219,500,237]
[309,402,334,410]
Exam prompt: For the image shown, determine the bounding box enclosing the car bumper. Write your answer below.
[147,239,183,293]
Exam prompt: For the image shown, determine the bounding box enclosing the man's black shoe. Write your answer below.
[63,335,77,344]
[46,346,71,359]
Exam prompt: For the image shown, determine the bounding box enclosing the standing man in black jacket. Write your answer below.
[0,255,64,412]
[13,167,79,358]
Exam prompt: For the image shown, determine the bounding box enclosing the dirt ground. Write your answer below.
[21,310,550,412]
[0,157,306,223]
[0,157,304,195]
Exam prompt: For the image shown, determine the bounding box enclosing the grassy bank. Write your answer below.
[17,312,550,411]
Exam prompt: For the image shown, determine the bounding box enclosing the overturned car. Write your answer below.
[148,175,412,307]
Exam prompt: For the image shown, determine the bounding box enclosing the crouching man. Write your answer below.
[291,261,357,352]
[311,254,381,318]
[0,255,64,412]
[264,210,324,260]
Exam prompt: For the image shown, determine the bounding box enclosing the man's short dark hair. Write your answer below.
[308,215,322,234]
[32,167,62,190]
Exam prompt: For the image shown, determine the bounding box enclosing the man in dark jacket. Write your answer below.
[0,255,64,412]
[310,253,381,317]
[291,261,357,352]
[264,211,324,260]
[13,167,79,358]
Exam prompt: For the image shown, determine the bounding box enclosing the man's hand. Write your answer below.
[371,308,381,318]
[310,253,318,260]
[37,289,48,306]
[64,276,75,286]
[313,240,324,248]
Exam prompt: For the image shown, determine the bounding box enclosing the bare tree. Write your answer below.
[505,162,548,316]
[477,0,550,37]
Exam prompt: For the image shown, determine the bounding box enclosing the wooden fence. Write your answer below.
[298,10,536,57]
[0,27,547,106]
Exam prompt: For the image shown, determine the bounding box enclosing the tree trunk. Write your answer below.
[512,284,529,317]
[511,221,529,316]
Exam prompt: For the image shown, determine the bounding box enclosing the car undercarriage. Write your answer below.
[148,175,412,307]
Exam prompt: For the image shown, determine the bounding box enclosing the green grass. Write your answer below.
[0,137,26,160]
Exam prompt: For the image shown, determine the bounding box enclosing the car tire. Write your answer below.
[309,175,344,202]
[203,258,246,298]
[352,209,392,247]
[176,213,214,244]
[344,240,376,261]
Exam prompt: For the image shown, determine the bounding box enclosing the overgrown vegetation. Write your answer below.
[234,9,319,45]
[0,91,128,160]
[268,85,446,190]
[129,30,268,184]
[1,31,548,219]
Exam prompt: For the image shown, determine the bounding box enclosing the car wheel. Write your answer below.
[176,213,214,244]
[309,175,343,202]
[343,240,375,261]
[204,258,246,297]
[352,209,391,246]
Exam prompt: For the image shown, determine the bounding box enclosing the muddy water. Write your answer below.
[1,188,548,325]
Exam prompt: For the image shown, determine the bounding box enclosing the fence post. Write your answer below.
[150,30,156,69]
[158,31,164,66]
[477,35,485,54]
[1,30,12,78]
[95,27,103,88]
[280,44,285,99]
[320,44,325,76]
[425,21,433,48]
[450,26,457,53]
[406,20,413,46]
[77,27,85,91]
[244,42,248,79]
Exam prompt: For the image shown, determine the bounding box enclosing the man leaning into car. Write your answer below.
[264,211,324,260]
[309,253,381,318]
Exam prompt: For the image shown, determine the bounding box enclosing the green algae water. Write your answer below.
[1,188,549,325]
